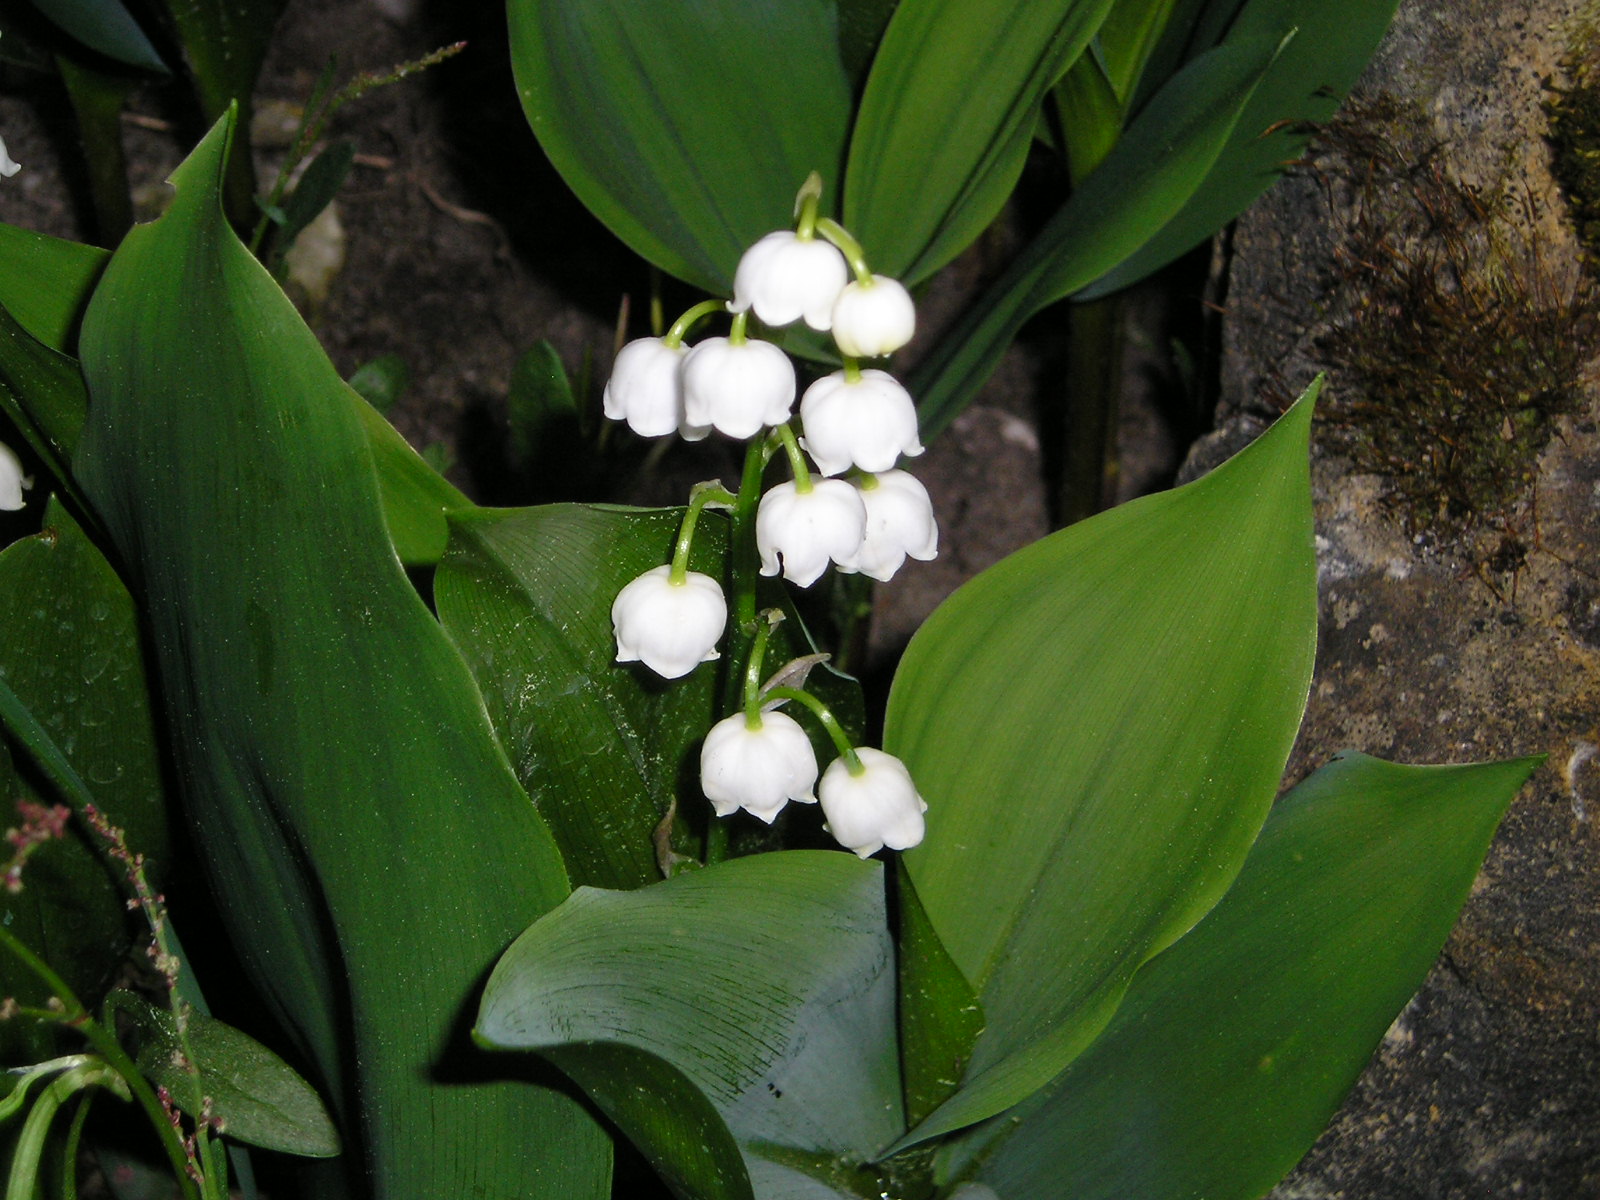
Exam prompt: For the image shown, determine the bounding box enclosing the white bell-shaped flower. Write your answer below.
[819,747,928,858]
[700,710,819,824]
[756,479,866,588]
[838,470,938,582]
[0,134,19,179]
[831,275,915,358]
[611,565,726,679]
[732,231,849,331]
[799,369,924,476]
[603,337,686,438]
[0,441,32,511]
[682,337,796,440]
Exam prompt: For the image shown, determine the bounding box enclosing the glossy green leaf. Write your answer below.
[272,139,354,263]
[541,1041,753,1200]
[436,505,724,889]
[966,752,1539,1200]
[154,0,286,222]
[835,0,899,87]
[55,54,137,245]
[884,384,1318,1144]
[1078,0,1401,297]
[896,861,984,1126]
[27,0,167,72]
[73,111,608,1199]
[508,340,582,459]
[477,851,903,1199]
[0,225,108,353]
[153,0,284,122]
[1095,0,1184,101]
[350,388,471,565]
[911,34,1281,439]
[0,222,457,563]
[127,995,341,1158]
[508,0,853,293]
[0,304,89,502]
[1052,44,1122,180]
[844,0,1115,283]
[0,500,169,1061]
[346,353,409,414]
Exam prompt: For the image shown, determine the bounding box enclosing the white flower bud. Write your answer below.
[682,337,796,440]
[831,276,915,358]
[732,231,849,331]
[838,470,938,582]
[756,479,866,588]
[799,369,924,476]
[0,135,19,180]
[819,748,928,858]
[611,565,726,679]
[700,710,819,824]
[0,441,32,510]
[602,337,686,438]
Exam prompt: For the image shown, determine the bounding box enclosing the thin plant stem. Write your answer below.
[0,927,203,1199]
[762,686,862,773]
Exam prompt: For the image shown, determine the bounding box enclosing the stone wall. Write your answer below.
[1213,1,1600,1195]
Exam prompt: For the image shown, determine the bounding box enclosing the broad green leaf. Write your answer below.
[1130,0,1232,110]
[508,0,853,293]
[1052,44,1123,180]
[56,54,137,245]
[965,752,1539,1200]
[346,353,409,413]
[541,1041,752,1200]
[349,388,471,565]
[835,0,899,87]
[1077,0,1401,297]
[0,223,458,563]
[0,500,169,1061]
[27,0,167,71]
[436,505,725,889]
[0,224,108,353]
[844,0,1115,283]
[911,34,1281,439]
[73,111,609,1199]
[271,139,355,263]
[478,852,903,1199]
[896,862,984,1126]
[508,340,583,459]
[883,384,1318,1143]
[126,995,341,1158]
[153,0,288,222]
[0,304,89,501]
[1096,0,1185,101]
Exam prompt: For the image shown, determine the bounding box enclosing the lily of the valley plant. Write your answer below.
[0,0,1537,1197]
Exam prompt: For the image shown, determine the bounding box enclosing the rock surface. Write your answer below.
[1209,1,1600,1195]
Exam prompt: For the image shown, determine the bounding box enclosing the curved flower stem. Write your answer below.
[664,298,729,348]
[7,1063,129,1200]
[773,423,814,494]
[669,482,737,585]
[727,309,750,346]
[793,172,824,239]
[730,437,775,629]
[742,611,784,723]
[0,926,205,1200]
[762,686,863,774]
[815,217,873,284]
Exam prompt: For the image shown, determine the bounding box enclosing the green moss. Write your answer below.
[1308,94,1599,579]
[1547,23,1600,262]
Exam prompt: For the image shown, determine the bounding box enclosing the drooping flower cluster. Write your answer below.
[603,178,934,858]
